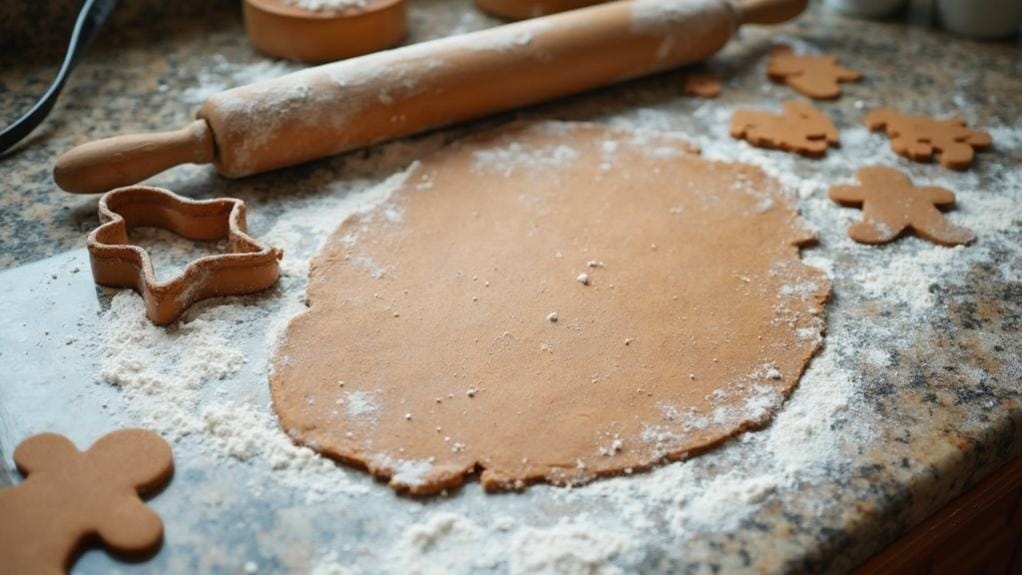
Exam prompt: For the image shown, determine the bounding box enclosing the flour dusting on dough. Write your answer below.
[343,390,381,419]
[472,141,581,176]
[372,455,435,489]
[281,0,368,12]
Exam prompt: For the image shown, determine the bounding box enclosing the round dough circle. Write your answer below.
[271,122,829,495]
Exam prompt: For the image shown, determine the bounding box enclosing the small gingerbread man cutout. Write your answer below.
[731,101,839,157]
[767,46,861,100]
[828,166,974,246]
[0,429,174,575]
[865,107,992,170]
[682,67,722,98]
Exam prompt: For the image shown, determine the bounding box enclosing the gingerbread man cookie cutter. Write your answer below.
[865,107,992,170]
[88,186,283,325]
[0,429,174,574]
[828,166,975,246]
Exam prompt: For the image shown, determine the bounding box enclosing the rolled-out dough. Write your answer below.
[271,122,830,495]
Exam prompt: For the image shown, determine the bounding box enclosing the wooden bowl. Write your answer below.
[244,0,406,63]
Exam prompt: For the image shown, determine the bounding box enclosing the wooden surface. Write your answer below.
[856,457,1022,574]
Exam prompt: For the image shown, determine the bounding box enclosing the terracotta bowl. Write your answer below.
[244,0,406,63]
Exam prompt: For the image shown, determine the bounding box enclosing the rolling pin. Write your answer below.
[54,0,807,194]
[474,0,607,20]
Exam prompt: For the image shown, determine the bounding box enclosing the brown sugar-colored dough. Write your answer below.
[864,107,992,170]
[828,166,974,246]
[0,429,174,575]
[682,67,723,98]
[270,121,830,495]
[731,101,839,157]
[767,45,860,100]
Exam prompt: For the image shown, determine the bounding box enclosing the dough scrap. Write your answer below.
[681,67,722,98]
[271,121,830,495]
[829,166,974,246]
[731,101,839,157]
[0,429,174,574]
[865,107,992,170]
[767,45,860,100]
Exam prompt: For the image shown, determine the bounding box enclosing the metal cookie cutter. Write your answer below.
[88,186,283,325]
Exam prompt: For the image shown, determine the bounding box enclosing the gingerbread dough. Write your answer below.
[829,166,974,246]
[0,429,174,575]
[865,107,992,170]
[731,101,839,157]
[271,122,829,495]
[767,45,860,100]
[682,67,722,98]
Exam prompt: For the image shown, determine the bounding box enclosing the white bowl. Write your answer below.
[937,0,1022,39]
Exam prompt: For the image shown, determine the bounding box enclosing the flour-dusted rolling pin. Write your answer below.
[54,0,806,194]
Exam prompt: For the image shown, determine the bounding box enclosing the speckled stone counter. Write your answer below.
[0,0,236,52]
[1,2,1020,573]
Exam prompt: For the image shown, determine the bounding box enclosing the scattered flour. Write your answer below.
[391,512,633,575]
[310,552,353,575]
[630,0,736,61]
[854,245,967,316]
[182,56,299,105]
[508,519,633,575]
[473,141,581,176]
[463,21,552,53]
[396,513,492,574]
[864,347,893,368]
[372,455,436,488]
[343,390,381,419]
[281,0,368,12]
[100,296,249,440]
[96,160,424,503]
[99,293,368,501]
[630,0,732,34]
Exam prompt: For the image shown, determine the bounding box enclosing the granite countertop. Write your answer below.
[1,1,1021,573]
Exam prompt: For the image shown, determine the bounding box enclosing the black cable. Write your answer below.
[0,0,120,155]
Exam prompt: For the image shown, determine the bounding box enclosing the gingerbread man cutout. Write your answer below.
[865,107,992,170]
[731,101,839,157]
[767,46,861,100]
[682,67,722,98]
[828,166,974,246]
[0,429,174,575]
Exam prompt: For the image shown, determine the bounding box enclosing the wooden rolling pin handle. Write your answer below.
[737,0,809,24]
[53,120,215,195]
